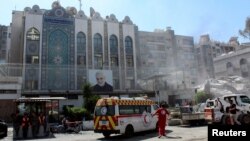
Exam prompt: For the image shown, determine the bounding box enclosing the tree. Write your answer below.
[82,83,100,120]
[239,17,250,39]
[194,91,213,104]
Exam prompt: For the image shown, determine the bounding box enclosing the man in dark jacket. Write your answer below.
[92,71,113,92]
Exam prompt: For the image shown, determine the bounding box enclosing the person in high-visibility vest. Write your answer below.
[21,112,30,138]
[30,111,38,137]
[38,112,46,134]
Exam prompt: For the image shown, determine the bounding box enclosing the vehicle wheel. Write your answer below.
[240,114,250,125]
[222,115,231,125]
[4,129,7,137]
[58,126,65,133]
[74,127,80,133]
[125,125,134,138]
[103,132,111,138]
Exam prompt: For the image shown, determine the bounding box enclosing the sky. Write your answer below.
[1,0,250,43]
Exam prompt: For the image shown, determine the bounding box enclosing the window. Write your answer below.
[26,28,40,40]
[77,32,86,53]
[240,96,250,104]
[0,90,17,94]
[111,57,118,66]
[2,31,7,37]
[67,95,78,99]
[26,55,39,64]
[110,35,118,52]
[226,62,233,76]
[94,54,103,68]
[240,59,248,78]
[126,56,133,67]
[77,55,86,65]
[25,80,38,90]
[119,105,151,115]
[139,105,151,114]
[119,105,134,115]
[94,33,102,53]
[125,36,132,48]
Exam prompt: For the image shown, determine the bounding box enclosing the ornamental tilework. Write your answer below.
[41,13,75,90]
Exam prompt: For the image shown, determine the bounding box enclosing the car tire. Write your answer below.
[124,125,134,138]
[103,132,111,138]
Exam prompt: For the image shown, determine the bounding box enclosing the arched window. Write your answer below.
[77,32,86,66]
[240,58,249,77]
[94,33,102,53]
[77,32,86,53]
[94,33,103,68]
[125,36,132,48]
[110,35,118,66]
[110,35,118,52]
[125,36,133,67]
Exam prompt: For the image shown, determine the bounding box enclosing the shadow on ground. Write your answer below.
[97,129,182,141]
[13,133,56,140]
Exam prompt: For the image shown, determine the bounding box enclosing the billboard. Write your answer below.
[88,69,113,92]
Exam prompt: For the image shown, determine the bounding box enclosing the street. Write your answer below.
[2,125,207,141]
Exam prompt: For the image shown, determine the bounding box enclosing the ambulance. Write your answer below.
[93,96,159,138]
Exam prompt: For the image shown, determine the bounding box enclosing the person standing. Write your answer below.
[21,113,30,138]
[11,110,22,138]
[38,112,46,135]
[152,102,170,138]
[30,111,38,137]
[229,99,241,125]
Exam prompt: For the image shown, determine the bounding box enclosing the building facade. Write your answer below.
[214,43,250,79]
[0,25,9,63]
[196,34,237,84]
[7,1,140,107]
[137,27,198,106]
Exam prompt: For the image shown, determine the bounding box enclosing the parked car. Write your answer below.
[0,119,8,138]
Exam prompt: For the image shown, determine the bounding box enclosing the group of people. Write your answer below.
[11,111,47,139]
[214,98,241,125]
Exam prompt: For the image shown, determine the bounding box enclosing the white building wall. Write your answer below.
[0,77,22,99]
[214,47,250,78]
[107,22,119,36]
[91,20,104,38]
[24,13,43,89]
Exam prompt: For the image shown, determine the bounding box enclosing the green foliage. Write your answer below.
[239,17,250,40]
[62,106,87,121]
[82,82,101,120]
[194,91,213,104]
